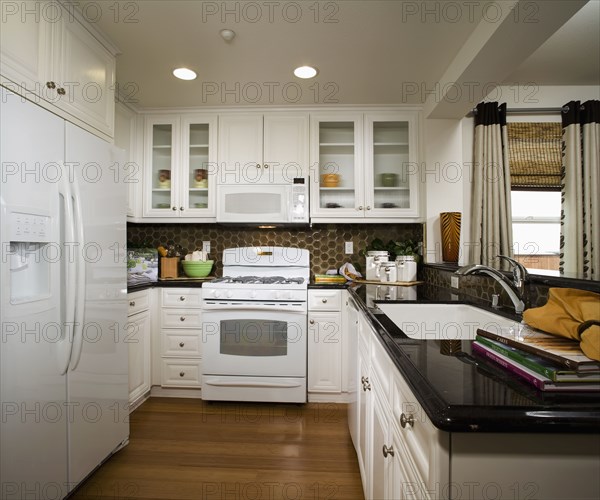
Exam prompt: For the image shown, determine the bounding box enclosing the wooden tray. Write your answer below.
[353,279,423,287]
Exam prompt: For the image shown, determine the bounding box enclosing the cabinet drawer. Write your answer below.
[308,290,341,311]
[161,359,202,387]
[162,288,202,308]
[128,290,150,315]
[161,331,202,357]
[161,308,202,329]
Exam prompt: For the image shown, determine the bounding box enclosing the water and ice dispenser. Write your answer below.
[7,211,52,304]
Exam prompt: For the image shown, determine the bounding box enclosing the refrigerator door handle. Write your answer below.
[58,171,76,374]
[69,175,86,371]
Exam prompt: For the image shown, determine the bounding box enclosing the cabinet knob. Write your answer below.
[256,164,261,169]
[366,206,371,211]
[179,296,186,301]
[400,413,415,428]
[309,319,315,325]
[179,372,185,377]
[264,164,269,169]
[172,206,177,211]
[180,316,186,322]
[179,342,185,348]
[382,445,395,458]
[129,301,135,307]
[322,298,327,303]
[180,206,184,211]
[57,87,66,96]
[358,206,363,211]
[46,81,56,89]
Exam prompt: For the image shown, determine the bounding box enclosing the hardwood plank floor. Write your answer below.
[71,398,365,500]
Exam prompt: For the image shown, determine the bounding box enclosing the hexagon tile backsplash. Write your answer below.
[127,223,423,276]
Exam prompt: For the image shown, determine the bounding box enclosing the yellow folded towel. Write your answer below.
[523,288,600,361]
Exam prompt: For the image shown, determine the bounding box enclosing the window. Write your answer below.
[507,122,562,272]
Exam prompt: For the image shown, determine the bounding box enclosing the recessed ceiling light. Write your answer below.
[220,29,236,42]
[294,66,318,79]
[173,68,197,80]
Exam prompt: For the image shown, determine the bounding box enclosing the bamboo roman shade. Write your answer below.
[507,122,562,190]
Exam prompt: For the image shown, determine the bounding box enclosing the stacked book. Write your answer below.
[472,327,600,392]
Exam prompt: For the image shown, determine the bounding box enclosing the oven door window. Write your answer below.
[220,319,287,357]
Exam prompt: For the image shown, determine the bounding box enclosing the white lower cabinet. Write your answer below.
[127,289,152,409]
[307,289,345,401]
[160,288,203,389]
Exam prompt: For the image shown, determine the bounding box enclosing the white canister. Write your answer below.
[395,255,417,282]
[366,251,389,280]
[377,261,397,283]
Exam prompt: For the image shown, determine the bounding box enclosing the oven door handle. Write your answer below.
[204,379,305,389]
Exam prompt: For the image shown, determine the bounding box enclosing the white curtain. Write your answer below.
[560,100,600,279]
[470,102,513,267]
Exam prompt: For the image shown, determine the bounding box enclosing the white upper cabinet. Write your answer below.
[218,112,309,184]
[142,114,217,219]
[311,111,421,222]
[0,1,117,140]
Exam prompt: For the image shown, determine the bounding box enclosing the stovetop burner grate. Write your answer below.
[211,276,305,285]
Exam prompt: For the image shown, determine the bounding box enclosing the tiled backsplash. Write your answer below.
[127,223,423,276]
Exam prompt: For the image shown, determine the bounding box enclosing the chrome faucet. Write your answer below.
[455,255,528,314]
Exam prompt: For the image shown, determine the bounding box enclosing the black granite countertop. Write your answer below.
[128,278,348,293]
[349,283,600,433]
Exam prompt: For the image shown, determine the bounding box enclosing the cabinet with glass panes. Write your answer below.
[143,114,217,219]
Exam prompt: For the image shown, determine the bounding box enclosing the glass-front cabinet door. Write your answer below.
[365,112,420,218]
[143,115,180,217]
[310,114,363,218]
[181,115,217,217]
[143,114,216,218]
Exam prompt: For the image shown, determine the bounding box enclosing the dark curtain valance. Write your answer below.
[562,100,600,127]
[474,102,507,126]
[507,122,562,191]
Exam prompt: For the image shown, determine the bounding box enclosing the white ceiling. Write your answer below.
[85,0,600,109]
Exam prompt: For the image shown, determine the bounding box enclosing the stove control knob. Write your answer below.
[226,291,234,298]
[250,291,257,299]
[275,291,282,300]
[214,291,222,299]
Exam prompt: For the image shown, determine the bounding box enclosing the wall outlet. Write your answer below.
[202,241,211,254]
[345,241,353,254]
[451,275,459,289]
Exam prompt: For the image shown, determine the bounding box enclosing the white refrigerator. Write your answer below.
[0,87,129,499]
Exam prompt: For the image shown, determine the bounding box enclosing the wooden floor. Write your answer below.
[72,398,365,500]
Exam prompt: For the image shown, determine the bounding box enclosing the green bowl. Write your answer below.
[182,260,213,278]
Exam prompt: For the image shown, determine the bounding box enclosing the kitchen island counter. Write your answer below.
[349,284,600,433]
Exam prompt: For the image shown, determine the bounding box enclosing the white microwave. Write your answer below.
[216,178,309,225]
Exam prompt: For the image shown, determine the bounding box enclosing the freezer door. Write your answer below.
[0,89,69,499]
[64,124,129,489]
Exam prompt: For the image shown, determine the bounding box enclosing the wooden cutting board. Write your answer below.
[353,279,423,287]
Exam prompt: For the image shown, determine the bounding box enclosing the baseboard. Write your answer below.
[308,392,351,403]
[150,386,203,399]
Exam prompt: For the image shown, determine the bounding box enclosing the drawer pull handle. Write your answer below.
[322,298,327,303]
[180,316,186,322]
[400,413,415,428]
[382,445,395,458]
[129,301,135,307]
[179,296,186,301]
[179,372,185,377]
[179,342,185,347]
[309,319,315,325]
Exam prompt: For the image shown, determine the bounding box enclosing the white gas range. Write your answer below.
[201,247,309,403]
